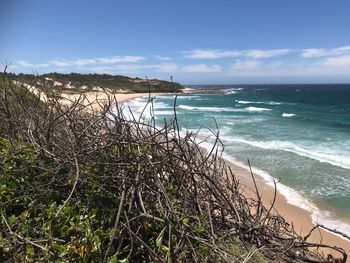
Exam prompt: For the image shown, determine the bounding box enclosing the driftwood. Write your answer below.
[0,71,348,262]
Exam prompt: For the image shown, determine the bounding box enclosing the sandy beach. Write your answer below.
[116,91,350,260]
[58,91,179,111]
[225,160,350,259]
[57,86,198,111]
[60,89,350,259]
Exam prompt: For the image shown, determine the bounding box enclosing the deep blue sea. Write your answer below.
[125,84,350,235]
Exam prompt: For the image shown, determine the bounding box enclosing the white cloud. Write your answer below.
[49,60,73,67]
[155,63,177,73]
[183,48,291,59]
[231,60,261,70]
[95,55,145,64]
[183,49,240,59]
[12,45,350,80]
[16,60,49,68]
[301,48,328,58]
[182,64,222,73]
[229,59,350,77]
[334,46,350,52]
[127,64,177,73]
[73,58,97,66]
[301,45,350,58]
[152,55,172,61]
[323,55,350,67]
[49,55,145,67]
[243,49,290,58]
[48,58,95,67]
[90,63,177,74]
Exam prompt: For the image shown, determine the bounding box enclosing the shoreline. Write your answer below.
[119,91,350,260]
[224,158,350,257]
[60,89,350,258]
[58,91,182,111]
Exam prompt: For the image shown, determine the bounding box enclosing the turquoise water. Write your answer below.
[125,84,350,235]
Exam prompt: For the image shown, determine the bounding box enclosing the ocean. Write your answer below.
[124,84,350,236]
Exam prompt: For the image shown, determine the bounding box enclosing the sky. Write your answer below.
[1,0,350,84]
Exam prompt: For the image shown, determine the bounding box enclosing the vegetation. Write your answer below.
[1,72,184,93]
[0,72,348,262]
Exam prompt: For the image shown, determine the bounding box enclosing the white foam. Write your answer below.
[226,154,350,238]
[245,107,271,112]
[237,100,252,104]
[312,210,350,239]
[178,95,200,99]
[159,95,200,100]
[282,113,296,117]
[267,101,282,105]
[154,110,177,116]
[194,98,209,101]
[198,140,314,210]
[120,97,175,120]
[200,139,350,237]
[237,100,282,105]
[118,100,350,238]
[227,138,350,170]
[225,88,243,94]
[178,105,238,112]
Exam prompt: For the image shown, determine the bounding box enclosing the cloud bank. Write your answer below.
[9,44,350,82]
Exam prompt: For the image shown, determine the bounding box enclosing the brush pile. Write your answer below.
[0,72,347,262]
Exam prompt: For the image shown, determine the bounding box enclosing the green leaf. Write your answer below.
[162,245,169,253]
[107,256,118,263]
[8,215,17,226]
[26,245,34,255]
[182,217,190,224]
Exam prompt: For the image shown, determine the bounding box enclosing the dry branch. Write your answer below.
[0,71,347,262]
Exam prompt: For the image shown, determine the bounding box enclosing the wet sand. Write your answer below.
[118,92,350,260]
[62,89,350,260]
[225,160,350,260]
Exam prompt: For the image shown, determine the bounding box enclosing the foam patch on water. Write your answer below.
[120,97,350,238]
[282,113,296,117]
[194,98,209,101]
[116,100,350,238]
[199,141,316,211]
[225,88,244,94]
[312,210,350,239]
[237,100,252,104]
[237,100,282,105]
[154,110,177,116]
[199,139,350,238]
[178,105,238,112]
[159,95,200,100]
[245,107,272,112]
[120,96,176,119]
[227,138,350,170]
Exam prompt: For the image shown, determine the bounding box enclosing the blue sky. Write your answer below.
[1,0,350,84]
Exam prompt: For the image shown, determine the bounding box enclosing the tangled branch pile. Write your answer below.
[0,73,347,262]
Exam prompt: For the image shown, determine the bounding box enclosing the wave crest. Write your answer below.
[178,105,237,112]
[245,107,271,112]
[282,113,296,117]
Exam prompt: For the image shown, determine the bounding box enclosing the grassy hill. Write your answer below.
[2,72,184,94]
